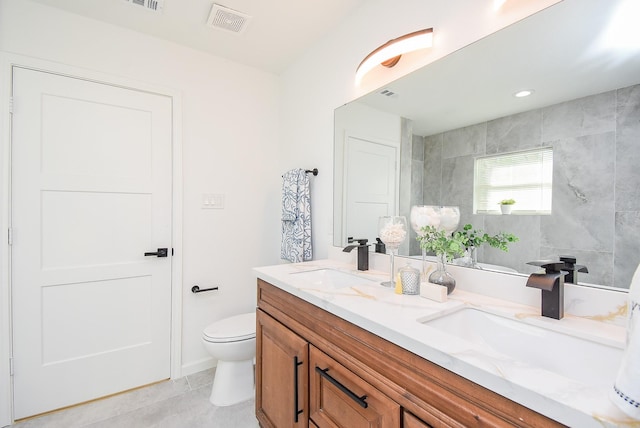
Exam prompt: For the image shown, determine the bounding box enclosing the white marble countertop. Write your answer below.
[253,258,638,428]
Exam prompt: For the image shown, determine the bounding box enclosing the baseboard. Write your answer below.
[180,358,216,378]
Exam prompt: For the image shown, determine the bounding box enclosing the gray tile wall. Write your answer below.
[399,118,414,256]
[413,83,640,289]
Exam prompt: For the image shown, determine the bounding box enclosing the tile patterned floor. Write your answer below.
[12,369,259,428]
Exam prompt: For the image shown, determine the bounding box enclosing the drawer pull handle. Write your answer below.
[315,366,369,409]
[294,356,304,422]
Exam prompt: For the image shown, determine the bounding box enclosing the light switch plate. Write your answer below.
[202,193,225,209]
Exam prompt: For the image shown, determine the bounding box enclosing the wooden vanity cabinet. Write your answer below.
[256,310,400,428]
[256,279,564,428]
[256,309,308,427]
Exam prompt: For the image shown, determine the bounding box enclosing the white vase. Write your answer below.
[610,263,640,419]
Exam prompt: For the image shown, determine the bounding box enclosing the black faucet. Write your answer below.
[343,237,370,271]
[559,255,588,284]
[526,261,568,320]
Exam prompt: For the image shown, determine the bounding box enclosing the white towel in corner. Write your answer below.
[281,169,312,263]
[610,262,640,420]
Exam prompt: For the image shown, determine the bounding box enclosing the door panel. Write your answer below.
[41,191,152,267]
[41,276,153,364]
[41,93,152,179]
[11,67,173,419]
[344,135,398,242]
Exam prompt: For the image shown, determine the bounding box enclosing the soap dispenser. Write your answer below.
[610,262,640,419]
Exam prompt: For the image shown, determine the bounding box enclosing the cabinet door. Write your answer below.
[256,310,309,428]
[309,345,400,428]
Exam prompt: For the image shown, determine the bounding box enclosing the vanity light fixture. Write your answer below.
[493,0,508,10]
[355,28,434,85]
[514,89,534,98]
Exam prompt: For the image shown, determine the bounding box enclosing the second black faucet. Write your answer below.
[343,237,370,271]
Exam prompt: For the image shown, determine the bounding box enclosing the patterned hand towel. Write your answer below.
[281,169,312,263]
[611,263,640,419]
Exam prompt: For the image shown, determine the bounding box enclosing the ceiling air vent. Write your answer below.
[122,0,165,13]
[207,4,252,35]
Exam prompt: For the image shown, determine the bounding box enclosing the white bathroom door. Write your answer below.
[343,135,398,242]
[10,67,173,419]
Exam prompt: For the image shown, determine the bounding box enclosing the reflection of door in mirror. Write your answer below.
[333,101,401,247]
[343,135,398,246]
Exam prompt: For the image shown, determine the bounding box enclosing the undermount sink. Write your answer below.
[419,308,623,388]
[289,268,377,289]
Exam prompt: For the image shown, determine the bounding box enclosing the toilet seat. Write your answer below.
[203,312,256,343]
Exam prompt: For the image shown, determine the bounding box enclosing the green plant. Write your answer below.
[457,224,488,249]
[485,231,519,251]
[417,226,465,262]
[458,223,518,252]
[498,198,516,205]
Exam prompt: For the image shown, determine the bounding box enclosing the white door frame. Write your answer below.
[0,53,184,426]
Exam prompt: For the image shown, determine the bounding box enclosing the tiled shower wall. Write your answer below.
[406,83,640,289]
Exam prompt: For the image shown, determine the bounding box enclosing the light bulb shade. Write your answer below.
[355,28,433,84]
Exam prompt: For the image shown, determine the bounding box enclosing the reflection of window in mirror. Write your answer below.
[474,147,553,215]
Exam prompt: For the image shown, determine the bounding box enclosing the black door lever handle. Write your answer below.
[144,248,168,257]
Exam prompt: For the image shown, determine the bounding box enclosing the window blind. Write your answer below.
[474,147,553,214]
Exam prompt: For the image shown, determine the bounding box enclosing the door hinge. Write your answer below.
[9,96,13,114]
[171,248,174,256]
[7,228,12,246]
[9,357,14,376]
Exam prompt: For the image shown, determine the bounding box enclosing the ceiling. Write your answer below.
[28,0,367,74]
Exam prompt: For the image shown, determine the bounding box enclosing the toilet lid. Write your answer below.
[203,312,256,343]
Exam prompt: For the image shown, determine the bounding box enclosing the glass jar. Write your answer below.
[429,253,456,294]
[399,262,420,295]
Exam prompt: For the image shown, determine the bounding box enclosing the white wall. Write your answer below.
[278,0,561,260]
[0,0,282,381]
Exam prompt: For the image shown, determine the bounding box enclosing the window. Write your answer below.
[474,147,553,214]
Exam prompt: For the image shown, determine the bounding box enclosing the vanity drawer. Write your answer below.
[309,345,400,428]
[403,411,433,428]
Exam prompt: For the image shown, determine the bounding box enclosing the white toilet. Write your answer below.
[201,311,256,406]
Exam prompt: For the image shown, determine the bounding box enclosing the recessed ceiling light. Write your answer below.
[514,89,534,98]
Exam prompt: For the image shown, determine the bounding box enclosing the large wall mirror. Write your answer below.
[334,0,640,289]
